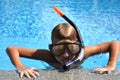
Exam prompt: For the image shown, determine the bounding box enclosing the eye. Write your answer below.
[68,44,80,54]
[52,44,64,56]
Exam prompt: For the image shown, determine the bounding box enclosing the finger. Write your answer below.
[99,71,106,74]
[94,70,101,74]
[31,68,40,76]
[94,69,109,74]
[20,72,24,78]
[94,68,105,74]
[94,70,105,74]
[93,68,101,73]
[28,71,37,78]
[32,70,40,76]
[24,71,31,78]
[107,71,112,74]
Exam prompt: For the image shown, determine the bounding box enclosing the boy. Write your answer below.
[6,23,120,78]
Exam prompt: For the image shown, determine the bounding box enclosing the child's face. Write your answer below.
[51,39,80,65]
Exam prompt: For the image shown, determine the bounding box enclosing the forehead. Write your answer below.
[53,39,77,44]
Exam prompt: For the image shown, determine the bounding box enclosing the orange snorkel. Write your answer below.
[53,7,84,70]
[53,7,64,16]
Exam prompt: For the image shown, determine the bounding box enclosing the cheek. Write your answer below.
[55,56,64,61]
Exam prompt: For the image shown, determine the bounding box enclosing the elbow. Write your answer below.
[111,40,119,43]
[109,40,120,52]
[111,40,120,46]
[6,46,15,55]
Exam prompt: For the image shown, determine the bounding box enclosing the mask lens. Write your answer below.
[68,44,80,54]
[50,42,81,56]
[52,44,64,56]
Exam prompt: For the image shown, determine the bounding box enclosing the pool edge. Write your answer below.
[0,69,120,80]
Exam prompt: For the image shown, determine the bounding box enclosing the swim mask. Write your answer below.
[49,41,81,56]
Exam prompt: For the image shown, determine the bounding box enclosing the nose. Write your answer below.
[63,50,69,58]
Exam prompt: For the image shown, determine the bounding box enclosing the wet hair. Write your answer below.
[52,23,77,42]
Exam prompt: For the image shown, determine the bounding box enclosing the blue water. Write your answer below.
[0,0,120,70]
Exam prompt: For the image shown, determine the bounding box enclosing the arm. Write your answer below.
[6,46,52,78]
[84,40,120,74]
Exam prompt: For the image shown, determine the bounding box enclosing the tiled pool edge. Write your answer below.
[0,69,120,80]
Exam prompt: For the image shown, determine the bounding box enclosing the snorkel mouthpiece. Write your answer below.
[63,48,84,70]
[63,59,80,70]
[63,65,70,70]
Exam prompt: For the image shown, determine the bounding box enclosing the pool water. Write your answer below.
[0,0,120,70]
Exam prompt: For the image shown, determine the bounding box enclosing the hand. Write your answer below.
[93,66,115,74]
[17,67,40,78]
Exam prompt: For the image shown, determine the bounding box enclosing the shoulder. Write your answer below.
[84,46,97,58]
[34,49,60,64]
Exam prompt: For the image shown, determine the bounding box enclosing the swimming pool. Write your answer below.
[0,0,120,70]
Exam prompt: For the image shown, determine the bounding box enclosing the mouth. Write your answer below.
[60,56,76,65]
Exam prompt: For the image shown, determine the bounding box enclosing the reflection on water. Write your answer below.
[0,0,120,70]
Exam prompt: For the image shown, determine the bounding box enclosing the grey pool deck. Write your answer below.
[0,69,120,80]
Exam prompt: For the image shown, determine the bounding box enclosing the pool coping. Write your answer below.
[0,69,120,80]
